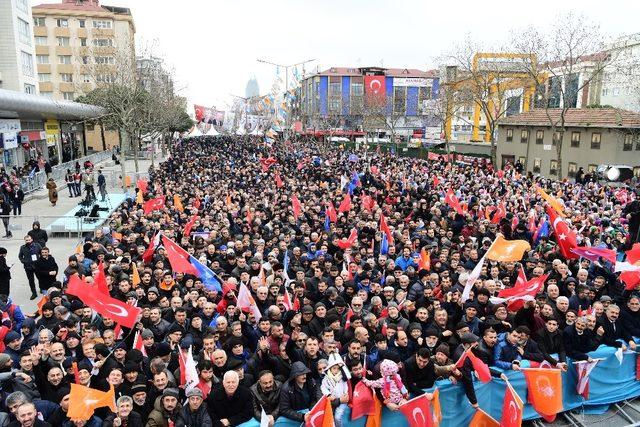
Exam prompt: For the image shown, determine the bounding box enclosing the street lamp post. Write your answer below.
[256,58,315,140]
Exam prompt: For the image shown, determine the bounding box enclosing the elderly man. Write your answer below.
[597,304,637,350]
[207,370,253,427]
[102,395,144,427]
[146,388,183,427]
[250,370,282,426]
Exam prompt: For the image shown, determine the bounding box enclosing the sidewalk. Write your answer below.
[5,156,163,312]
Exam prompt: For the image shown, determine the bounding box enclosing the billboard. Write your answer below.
[194,105,225,126]
[393,77,430,87]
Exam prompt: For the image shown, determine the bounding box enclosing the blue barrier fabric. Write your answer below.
[237,345,640,427]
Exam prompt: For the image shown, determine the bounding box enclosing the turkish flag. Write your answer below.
[364,76,385,100]
[194,104,205,122]
[291,195,302,220]
[326,202,337,222]
[94,262,109,295]
[351,382,375,420]
[361,194,376,212]
[143,196,165,214]
[398,394,434,427]
[161,235,198,275]
[306,395,334,427]
[338,193,352,213]
[142,232,160,264]
[136,179,148,194]
[570,246,617,264]
[379,213,393,244]
[132,330,147,357]
[546,206,577,259]
[259,157,277,172]
[496,273,549,311]
[627,243,640,264]
[488,203,507,224]
[337,228,358,250]
[500,382,523,427]
[274,172,284,188]
[67,275,141,328]
[183,215,198,237]
[445,189,464,215]
[523,368,563,422]
[454,348,492,383]
[419,248,431,271]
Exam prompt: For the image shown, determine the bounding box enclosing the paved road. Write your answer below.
[4,157,160,313]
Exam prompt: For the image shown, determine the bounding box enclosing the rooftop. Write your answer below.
[33,0,131,15]
[312,67,438,78]
[498,108,640,129]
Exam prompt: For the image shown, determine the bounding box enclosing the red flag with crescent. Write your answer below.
[183,215,198,237]
[379,213,393,244]
[161,235,198,275]
[305,395,333,427]
[142,232,160,264]
[291,195,302,220]
[496,273,549,311]
[338,194,352,213]
[523,368,563,422]
[274,172,284,189]
[351,382,375,420]
[66,275,141,328]
[398,394,434,427]
[326,202,338,222]
[143,196,165,214]
[546,206,577,259]
[445,189,464,215]
[364,76,385,101]
[259,157,277,172]
[500,382,523,427]
[337,229,358,250]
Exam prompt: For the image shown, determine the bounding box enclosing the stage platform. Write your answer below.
[45,193,128,236]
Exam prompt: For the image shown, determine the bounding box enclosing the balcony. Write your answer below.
[54,27,70,37]
[55,46,72,56]
[77,28,87,38]
[33,27,48,37]
[58,82,75,92]
[38,82,53,92]
[35,45,50,55]
[36,64,51,73]
[57,64,74,74]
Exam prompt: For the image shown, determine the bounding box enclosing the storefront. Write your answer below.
[60,122,85,162]
[19,120,47,168]
[45,119,61,166]
[0,119,22,169]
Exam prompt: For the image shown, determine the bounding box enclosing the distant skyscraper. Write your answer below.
[245,76,259,98]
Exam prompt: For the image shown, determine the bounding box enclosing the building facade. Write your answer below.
[32,0,135,152]
[298,67,440,138]
[496,108,640,179]
[0,0,39,95]
[599,33,640,113]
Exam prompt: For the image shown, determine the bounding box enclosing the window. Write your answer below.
[33,17,45,27]
[588,164,598,173]
[591,132,601,149]
[36,54,49,64]
[78,19,85,28]
[623,134,633,151]
[92,20,112,29]
[38,73,51,82]
[24,84,36,94]
[35,36,48,45]
[58,55,71,64]
[97,74,115,83]
[394,86,406,114]
[520,129,529,143]
[57,37,70,47]
[16,0,28,13]
[18,19,31,45]
[21,51,34,77]
[62,92,74,100]
[536,130,544,144]
[634,167,640,178]
[40,91,53,98]
[81,56,90,64]
[94,56,114,65]
[60,73,73,82]
[80,74,92,83]
[418,86,431,105]
[533,158,541,173]
[550,160,558,175]
[93,38,114,47]
[506,128,513,142]
[571,131,581,147]
[568,162,578,177]
[553,131,563,146]
[57,18,69,28]
[80,38,87,47]
[518,156,526,165]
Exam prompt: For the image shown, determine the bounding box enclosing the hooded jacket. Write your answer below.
[278,361,321,422]
[0,297,24,331]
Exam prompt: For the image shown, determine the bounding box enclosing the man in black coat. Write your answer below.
[597,304,637,350]
[563,317,603,360]
[402,347,455,396]
[207,370,253,427]
[18,235,41,300]
[534,317,567,369]
[33,248,58,294]
[0,247,11,296]
[278,361,321,423]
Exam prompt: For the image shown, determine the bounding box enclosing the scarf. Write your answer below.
[382,373,404,399]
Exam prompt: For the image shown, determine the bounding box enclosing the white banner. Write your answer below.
[393,77,430,87]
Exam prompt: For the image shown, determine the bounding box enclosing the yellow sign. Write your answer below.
[45,119,60,147]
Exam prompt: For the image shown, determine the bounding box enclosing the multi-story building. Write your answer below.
[298,66,440,138]
[136,55,173,93]
[0,0,39,95]
[32,0,135,153]
[599,33,640,113]
[496,108,640,179]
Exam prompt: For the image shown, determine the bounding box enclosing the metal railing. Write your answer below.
[20,150,115,195]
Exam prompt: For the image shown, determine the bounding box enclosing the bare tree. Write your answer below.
[512,12,613,177]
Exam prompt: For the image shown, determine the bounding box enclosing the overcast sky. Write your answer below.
[37,0,640,111]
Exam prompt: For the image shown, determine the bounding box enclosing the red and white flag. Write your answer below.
[338,193,352,213]
[143,196,166,214]
[291,195,302,220]
[142,232,161,264]
[462,255,485,303]
[379,213,394,244]
[445,188,464,215]
[500,381,523,427]
[454,348,492,383]
[336,228,358,250]
[575,359,599,399]
[398,394,435,427]
[132,330,147,357]
[492,273,549,311]
[237,282,262,322]
[547,206,577,259]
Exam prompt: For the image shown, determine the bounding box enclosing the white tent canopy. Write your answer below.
[206,126,220,136]
[185,126,204,138]
[235,127,246,135]
[249,128,263,136]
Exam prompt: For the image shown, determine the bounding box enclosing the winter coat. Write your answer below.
[101,410,144,427]
[179,402,212,427]
[146,396,184,427]
[278,361,322,422]
[250,379,282,420]
[206,384,253,427]
[46,180,58,204]
[34,255,58,290]
[18,242,42,271]
[28,224,48,247]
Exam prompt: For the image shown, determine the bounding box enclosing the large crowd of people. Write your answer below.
[0,135,638,427]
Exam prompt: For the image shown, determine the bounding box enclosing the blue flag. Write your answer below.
[380,232,389,255]
[324,212,330,232]
[189,256,222,292]
[533,220,549,246]
[283,250,291,281]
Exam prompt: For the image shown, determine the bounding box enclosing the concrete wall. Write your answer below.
[496,124,640,178]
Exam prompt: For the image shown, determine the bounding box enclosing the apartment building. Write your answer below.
[0,0,39,94]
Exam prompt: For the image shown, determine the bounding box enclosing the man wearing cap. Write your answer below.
[146,387,184,427]
[207,370,253,427]
[180,387,212,427]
